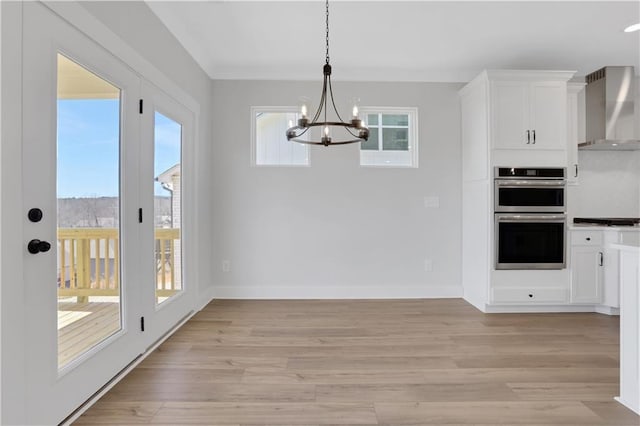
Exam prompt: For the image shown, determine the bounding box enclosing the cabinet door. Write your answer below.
[566,89,579,184]
[491,81,529,149]
[570,246,603,304]
[530,82,566,150]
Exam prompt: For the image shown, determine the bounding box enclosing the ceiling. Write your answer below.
[146,1,640,82]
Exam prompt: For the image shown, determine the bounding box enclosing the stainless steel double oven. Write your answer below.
[494,167,567,270]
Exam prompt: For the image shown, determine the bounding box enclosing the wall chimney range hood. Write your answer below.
[578,66,640,151]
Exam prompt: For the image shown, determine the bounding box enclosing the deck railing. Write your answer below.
[57,228,180,302]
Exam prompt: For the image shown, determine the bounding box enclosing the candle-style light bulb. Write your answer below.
[299,96,309,120]
[324,125,330,136]
[351,97,360,119]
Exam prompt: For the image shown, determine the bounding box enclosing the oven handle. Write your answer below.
[496,180,565,187]
[496,214,567,222]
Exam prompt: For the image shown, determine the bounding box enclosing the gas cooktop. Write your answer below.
[574,218,640,227]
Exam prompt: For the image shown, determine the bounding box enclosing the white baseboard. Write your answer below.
[615,396,640,415]
[197,285,217,310]
[462,295,488,312]
[212,285,463,299]
[595,305,620,316]
[482,304,602,313]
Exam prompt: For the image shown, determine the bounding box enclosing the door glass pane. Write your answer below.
[154,112,182,304]
[56,54,122,369]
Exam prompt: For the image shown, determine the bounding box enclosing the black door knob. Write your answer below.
[28,239,51,254]
[28,208,43,223]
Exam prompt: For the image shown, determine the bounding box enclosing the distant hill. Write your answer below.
[57,196,171,228]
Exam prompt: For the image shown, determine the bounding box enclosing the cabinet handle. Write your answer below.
[574,164,578,178]
[526,130,530,144]
[586,237,591,241]
[532,130,536,144]
[599,252,604,266]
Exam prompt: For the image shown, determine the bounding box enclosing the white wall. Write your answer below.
[211,80,463,298]
[569,150,640,218]
[80,1,214,302]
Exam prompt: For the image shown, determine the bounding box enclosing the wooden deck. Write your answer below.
[58,298,120,368]
[74,298,639,425]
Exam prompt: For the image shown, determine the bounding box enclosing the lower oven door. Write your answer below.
[495,213,566,270]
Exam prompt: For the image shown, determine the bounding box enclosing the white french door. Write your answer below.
[138,81,197,344]
[21,3,196,424]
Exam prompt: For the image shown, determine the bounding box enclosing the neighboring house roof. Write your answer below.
[156,163,181,185]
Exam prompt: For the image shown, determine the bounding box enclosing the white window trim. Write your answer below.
[250,106,310,167]
[359,106,419,168]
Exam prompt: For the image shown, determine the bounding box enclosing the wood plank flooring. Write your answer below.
[74,299,640,425]
[58,299,120,368]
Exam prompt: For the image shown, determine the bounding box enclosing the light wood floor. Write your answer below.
[58,299,120,368]
[74,299,640,425]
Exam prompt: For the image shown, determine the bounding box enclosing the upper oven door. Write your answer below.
[495,179,565,212]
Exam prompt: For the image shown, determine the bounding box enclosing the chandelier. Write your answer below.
[286,0,369,147]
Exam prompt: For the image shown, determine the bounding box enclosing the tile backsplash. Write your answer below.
[568,150,640,218]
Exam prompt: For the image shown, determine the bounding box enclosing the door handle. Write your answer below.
[574,164,578,178]
[526,130,530,144]
[599,252,604,266]
[28,239,51,254]
[532,130,536,144]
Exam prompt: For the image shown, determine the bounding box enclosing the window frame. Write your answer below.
[250,106,310,167]
[359,107,419,168]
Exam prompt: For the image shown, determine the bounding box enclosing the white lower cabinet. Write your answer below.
[569,229,639,309]
[570,245,603,304]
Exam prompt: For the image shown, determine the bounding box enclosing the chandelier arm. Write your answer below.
[324,75,329,125]
[327,76,347,123]
[310,74,327,123]
[344,126,361,138]
[294,126,311,137]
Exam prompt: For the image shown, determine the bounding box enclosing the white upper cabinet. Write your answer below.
[566,82,586,185]
[491,79,568,150]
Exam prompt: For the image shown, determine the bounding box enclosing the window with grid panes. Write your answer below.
[360,108,418,167]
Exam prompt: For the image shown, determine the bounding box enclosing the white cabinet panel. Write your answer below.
[570,246,603,304]
[530,82,566,149]
[492,82,529,149]
[491,80,567,151]
[566,83,585,185]
[572,230,603,246]
[492,287,567,303]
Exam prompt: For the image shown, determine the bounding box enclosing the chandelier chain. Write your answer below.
[325,0,330,64]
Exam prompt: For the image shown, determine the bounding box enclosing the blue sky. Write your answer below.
[57,100,181,198]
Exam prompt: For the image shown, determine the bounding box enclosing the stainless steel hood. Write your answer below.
[578,66,640,151]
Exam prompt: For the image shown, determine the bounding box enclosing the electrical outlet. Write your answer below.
[424,196,440,208]
[222,260,231,272]
[424,259,433,272]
